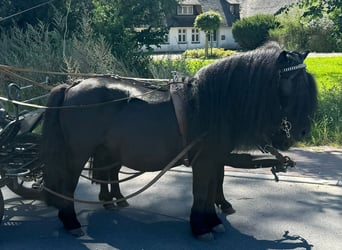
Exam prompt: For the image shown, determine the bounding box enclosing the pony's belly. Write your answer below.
[119,140,181,172]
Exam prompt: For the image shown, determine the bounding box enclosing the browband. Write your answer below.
[280,63,306,73]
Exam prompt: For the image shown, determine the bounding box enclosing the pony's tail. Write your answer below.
[41,84,69,208]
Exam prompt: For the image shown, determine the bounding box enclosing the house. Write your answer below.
[152,0,299,52]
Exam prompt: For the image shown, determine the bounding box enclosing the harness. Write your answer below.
[278,63,307,139]
[170,72,190,166]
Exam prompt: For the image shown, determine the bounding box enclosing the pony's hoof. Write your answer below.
[212,224,225,233]
[197,232,214,241]
[221,205,236,215]
[116,200,129,207]
[68,228,85,237]
[103,203,117,210]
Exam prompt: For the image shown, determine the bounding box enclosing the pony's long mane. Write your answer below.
[186,42,314,150]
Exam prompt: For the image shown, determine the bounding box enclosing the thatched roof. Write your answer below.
[172,0,299,27]
[227,0,298,18]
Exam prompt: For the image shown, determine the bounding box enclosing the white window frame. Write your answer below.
[178,29,187,43]
[177,5,193,15]
[208,30,217,42]
[191,28,200,43]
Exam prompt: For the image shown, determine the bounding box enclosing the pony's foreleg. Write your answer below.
[97,164,129,209]
[99,182,114,208]
[110,166,129,207]
[215,165,235,214]
[191,156,223,239]
[92,150,117,209]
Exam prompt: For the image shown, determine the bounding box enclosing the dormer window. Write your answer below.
[230,4,240,18]
[177,5,194,15]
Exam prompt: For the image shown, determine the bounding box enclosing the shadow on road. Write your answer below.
[83,209,313,250]
[0,197,313,250]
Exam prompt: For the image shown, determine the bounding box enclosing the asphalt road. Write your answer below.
[0,147,341,250]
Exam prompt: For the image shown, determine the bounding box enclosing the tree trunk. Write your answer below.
[205,32,209,58]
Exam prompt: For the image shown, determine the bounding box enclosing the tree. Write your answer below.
[0,0,93,33]
[274,0,341,51]
[299,0,340,16]
[194,10,222,58]
[299,0,341,40]
[232,14,279,50]
[92,0,178,76]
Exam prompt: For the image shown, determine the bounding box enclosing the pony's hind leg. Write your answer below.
[43,151,85,235]
[56,156,88,236]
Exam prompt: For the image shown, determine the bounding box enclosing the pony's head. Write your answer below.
[187,41,317,152]
[269,49,317,150]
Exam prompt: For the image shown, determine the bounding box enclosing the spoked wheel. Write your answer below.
[6,176,43,200]
[5,133,44,200]
[0,190,4,225]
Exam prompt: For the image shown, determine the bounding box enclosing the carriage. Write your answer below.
[0,83,46,223]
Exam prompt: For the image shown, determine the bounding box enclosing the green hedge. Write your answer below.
[232,14,279,50]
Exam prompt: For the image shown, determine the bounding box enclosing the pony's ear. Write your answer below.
[277,50,309,66]
[276,51,289,66]
[300,50,310,61]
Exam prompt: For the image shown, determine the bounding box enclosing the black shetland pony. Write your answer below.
[42,42,317,239]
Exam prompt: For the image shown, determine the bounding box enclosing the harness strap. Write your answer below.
[170,82,190,166]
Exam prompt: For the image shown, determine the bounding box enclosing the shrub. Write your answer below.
[269,6,308,51]
[232,14,279,50]
[149,58,214,79]
[183,48,235,59]
[305,15,339,52]
[271,4,342,52]
[0,12,132,112]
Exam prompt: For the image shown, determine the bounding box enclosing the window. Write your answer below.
[230,4,240,18]
[208,31,217,42]
[191,29,200,43]
[178,29,187,43]
[177,5,193,15]
[163,33,169,44]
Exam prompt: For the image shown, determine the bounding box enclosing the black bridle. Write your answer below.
[277,63,307,139]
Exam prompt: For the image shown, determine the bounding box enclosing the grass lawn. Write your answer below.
[304,56,342,146]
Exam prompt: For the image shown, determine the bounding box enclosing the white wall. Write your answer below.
[151,26,239,53]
